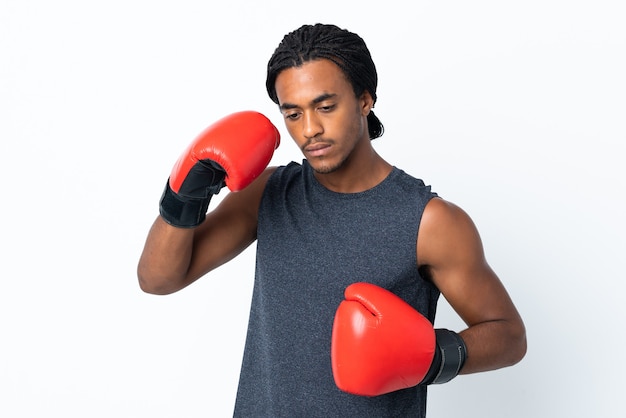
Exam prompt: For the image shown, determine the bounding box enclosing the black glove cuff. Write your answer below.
[421,328,467,385]
[159,180,212,228]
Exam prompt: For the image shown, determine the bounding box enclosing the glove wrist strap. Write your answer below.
[421,328,467,385]
[159,180,212,228]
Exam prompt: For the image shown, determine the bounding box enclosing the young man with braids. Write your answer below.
[138,23,526,416]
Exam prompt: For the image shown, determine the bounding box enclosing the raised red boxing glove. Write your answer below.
[159,111,280,227]
[332,282,468,396]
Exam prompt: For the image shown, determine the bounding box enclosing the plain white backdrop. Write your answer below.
[1,1,624,417]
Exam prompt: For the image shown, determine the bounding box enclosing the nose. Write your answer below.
[303,111,323,140]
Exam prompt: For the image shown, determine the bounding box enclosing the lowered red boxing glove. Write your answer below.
[160,111,280,227]
[331,282,467,397]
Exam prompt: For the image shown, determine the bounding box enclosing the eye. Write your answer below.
[283,111,301,121]
[318,104,336,112]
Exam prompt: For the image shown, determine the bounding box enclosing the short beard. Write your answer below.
[311,162,338,175]
[309,153,350,175]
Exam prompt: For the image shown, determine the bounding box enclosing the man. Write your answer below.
[138,23,526,417]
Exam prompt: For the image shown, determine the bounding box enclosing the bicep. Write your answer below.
[185,167,276,282]
[418,198,519,327]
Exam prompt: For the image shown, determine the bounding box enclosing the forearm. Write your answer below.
[458,318,527,375]
[137,216,196,295]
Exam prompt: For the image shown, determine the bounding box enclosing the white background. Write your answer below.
[1,1,624,417]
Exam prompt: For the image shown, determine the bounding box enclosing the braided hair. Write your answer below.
[266,23,384,140]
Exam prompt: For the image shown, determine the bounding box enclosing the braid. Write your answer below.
[266,24,384,140]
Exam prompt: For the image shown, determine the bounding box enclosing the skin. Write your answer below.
[137,58,526,375]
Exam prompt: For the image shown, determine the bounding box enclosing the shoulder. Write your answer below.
[260,160,307,195]
[266,161,303,181]
[421,198,475,232]
[417,197,486,269]
[215,166,279,216]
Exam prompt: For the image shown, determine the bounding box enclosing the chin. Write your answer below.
[309,159,341,175]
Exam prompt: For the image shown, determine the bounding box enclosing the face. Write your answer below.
[274,59,373,174]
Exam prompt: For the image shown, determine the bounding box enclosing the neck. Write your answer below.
[313,141,392,193]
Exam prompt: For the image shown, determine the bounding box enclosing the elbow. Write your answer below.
[138,278,167,295]
[508,321,528,366]
[516,334,528,365]
[137,265,179,295]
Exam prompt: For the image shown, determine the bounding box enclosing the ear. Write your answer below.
[359,90,375,116]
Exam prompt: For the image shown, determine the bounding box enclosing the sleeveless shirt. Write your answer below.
[233,160,440,417]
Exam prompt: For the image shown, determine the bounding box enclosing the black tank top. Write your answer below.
[234,160,440,417]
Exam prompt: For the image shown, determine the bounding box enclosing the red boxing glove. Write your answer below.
[331,282,436,396]
[160,111,280,227]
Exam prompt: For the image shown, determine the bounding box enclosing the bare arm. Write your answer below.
[418,198,527,374]
[137,168,276,295]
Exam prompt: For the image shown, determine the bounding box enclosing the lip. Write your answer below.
[304,142,332,157]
